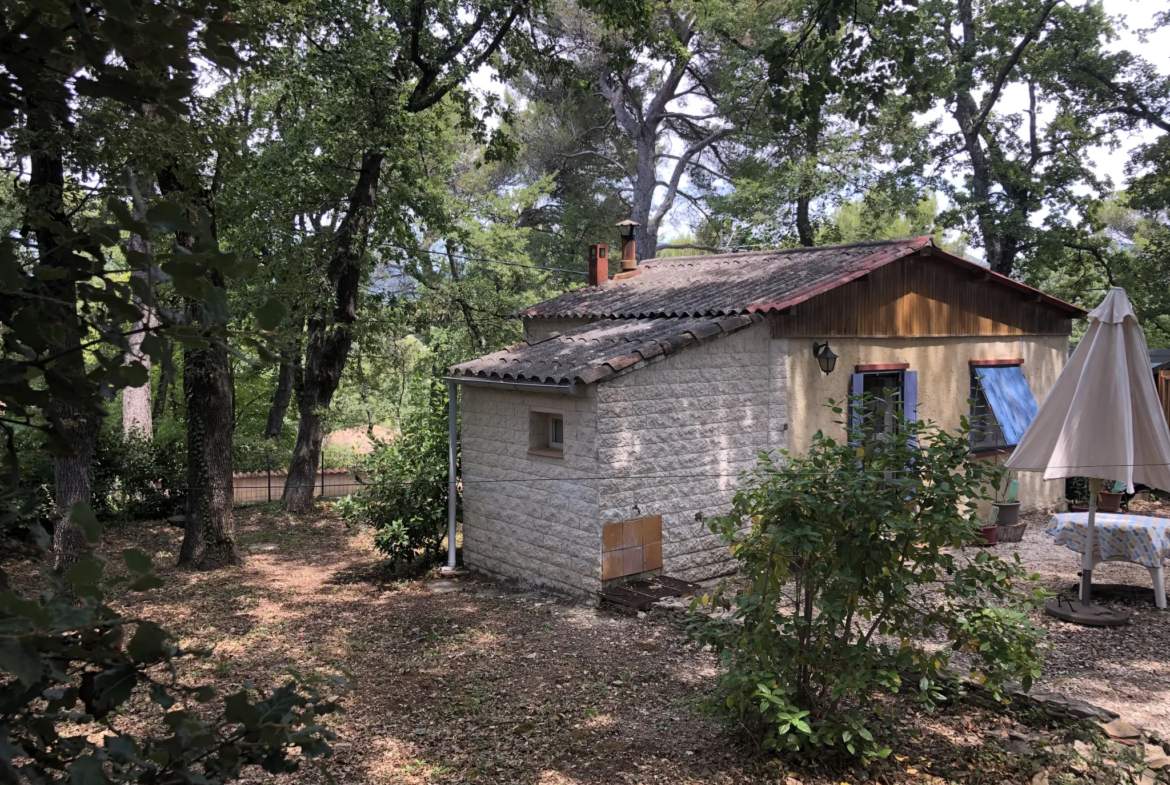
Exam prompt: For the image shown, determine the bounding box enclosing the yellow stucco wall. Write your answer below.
[785,334,1070,513]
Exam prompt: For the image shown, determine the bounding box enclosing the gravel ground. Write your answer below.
[977,498,1170,740]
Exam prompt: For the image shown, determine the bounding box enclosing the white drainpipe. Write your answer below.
[443,379,459,572]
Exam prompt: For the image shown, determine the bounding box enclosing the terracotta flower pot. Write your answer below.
[977,525,998,545]
[1097,491,1124,512]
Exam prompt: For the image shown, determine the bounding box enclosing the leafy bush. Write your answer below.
[1065,476,1090,505]
[16,424,188,529]
[232,431,296,474]
[337,380,457,566]
[94,426,189,522]
[691,396,1047,764]
[0,502,344,782]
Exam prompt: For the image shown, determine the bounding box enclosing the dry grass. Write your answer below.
[7,506,1168,785]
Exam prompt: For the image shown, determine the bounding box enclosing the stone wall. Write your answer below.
[459,385,602,594]
[594,322,787,582]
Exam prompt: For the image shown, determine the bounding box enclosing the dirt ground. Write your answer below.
[10,506,1170,785]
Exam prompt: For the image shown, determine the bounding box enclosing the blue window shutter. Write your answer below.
[973,366,1039,445]
[850,373,865,433]
[903,371,919,423]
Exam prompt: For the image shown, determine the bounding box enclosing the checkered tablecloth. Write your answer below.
[1046,512,1170,569]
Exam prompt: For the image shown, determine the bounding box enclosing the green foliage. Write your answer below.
[0,0,351,774]
[825,193,967,256]
[337,379,456,566]
[690,396,1047,763]
[0,526,345,783]
[15,423,187,528]
[92,429,189,523]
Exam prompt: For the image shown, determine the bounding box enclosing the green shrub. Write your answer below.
[691,396,1047,764]
[95,426,189,522]
[339,380,457,566]
[232,431,295,474]
[1065,476,1090,505]
[15,423,188,528]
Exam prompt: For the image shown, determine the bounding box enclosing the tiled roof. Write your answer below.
[448,314,765,387]
[517,236,1083,319]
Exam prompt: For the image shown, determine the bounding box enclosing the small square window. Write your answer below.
[548,416,564,449]
[529,410,565,457]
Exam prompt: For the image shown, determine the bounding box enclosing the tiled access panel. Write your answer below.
[601,516,663,580]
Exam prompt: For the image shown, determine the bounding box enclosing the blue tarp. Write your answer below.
[974,365,1039,445]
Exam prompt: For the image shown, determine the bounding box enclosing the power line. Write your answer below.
[168,464,1170,492]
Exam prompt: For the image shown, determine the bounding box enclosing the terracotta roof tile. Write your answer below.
[516,236,1083,319]
[448,314,765,387]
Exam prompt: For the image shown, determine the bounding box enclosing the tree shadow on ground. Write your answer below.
[6,507,1149,785]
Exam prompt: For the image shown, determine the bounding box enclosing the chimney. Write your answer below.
[588,244,608,286]
[617,220,639,272]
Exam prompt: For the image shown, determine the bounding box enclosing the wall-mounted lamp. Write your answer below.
[813,341,838,374]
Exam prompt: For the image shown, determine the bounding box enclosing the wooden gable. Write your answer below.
[771,255,1073,338]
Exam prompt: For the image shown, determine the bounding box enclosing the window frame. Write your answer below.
[969,368,1011,453]
[528,408,566,459]
[547,415,564,450]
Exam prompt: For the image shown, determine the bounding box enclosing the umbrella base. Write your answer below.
[1044,597,1130,627]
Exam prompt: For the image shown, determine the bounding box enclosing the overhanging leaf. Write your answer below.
[70,503,103,544]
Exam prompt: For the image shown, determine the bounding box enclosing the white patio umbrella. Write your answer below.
[1006,287,1170,625]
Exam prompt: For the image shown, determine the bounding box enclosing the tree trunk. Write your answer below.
[265,340,302,439]
[180,317,240,569]
[122,229,156,438]
[50,402,99,572]
[795,197,814,248]
[157,168,239,568]
[795,116,820,248]
[631,130,659,263]
[283,151,383,512]
[152,339,174,428]
[955,93,1007,273]
[29,136,100,573]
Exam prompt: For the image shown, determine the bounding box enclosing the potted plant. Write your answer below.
[977,505,999,545]
[1097,480,1126,512]
[1065,476,1090,512]
[992,473,1026,542]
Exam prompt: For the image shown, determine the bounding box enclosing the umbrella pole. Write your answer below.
[1080,478,1102,607]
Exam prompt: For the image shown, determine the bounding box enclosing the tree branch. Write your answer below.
[968,0,1059,137]
[1075,62,1170,132]
[650,129,730,231]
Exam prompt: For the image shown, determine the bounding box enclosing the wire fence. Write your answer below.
[231,475,366,505]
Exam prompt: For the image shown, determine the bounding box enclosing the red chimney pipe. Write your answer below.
[588,244,608,286]
[617,220,639,271]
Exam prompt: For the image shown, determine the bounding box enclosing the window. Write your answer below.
[548,415,564,449]
[528,410,565,457]
[850,368,918,436]
[970,375,1008,450]
[969,364,1038,451]
[860,372,904,435]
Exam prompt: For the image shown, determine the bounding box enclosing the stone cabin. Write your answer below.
[446,236,1086,595]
